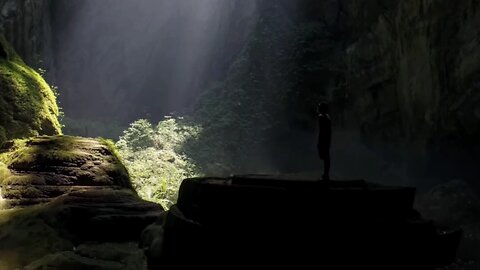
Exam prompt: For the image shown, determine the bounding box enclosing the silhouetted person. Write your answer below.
[317,103,331,180]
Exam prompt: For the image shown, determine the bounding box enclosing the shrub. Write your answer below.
[116,118,199,209]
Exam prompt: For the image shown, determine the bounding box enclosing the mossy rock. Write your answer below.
[0,136,163,269]
[0,199,156,269]
[0,136,133,206]
[0,36,61,145]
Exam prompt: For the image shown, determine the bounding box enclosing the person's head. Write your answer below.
[318,102,329,114]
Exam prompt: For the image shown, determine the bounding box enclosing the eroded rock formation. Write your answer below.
[0,136,163,269]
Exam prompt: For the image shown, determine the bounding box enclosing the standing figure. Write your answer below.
[317,103,332,180]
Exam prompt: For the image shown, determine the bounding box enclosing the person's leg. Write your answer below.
[323,154,330,180]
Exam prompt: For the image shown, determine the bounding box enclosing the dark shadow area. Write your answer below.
[142,176,461,269]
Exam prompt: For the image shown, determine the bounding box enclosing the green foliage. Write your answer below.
[117,119,155,150]
[0,36,62,144]
[116,118,199,209]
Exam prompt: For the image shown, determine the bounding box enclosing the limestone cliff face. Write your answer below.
[345,0,480,178]
[187,0,480,179]
[0,0,477,179]
[0,0,53,70]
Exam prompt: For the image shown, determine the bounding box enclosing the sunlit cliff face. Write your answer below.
[53,0,257,123]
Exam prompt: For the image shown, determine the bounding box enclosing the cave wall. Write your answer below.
[0,0,478,182]
[345,0,480,180]
[0,0,54,71]
[194,0,480,183]
[0,0,61,143]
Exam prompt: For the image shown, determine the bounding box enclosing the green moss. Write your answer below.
[3,175,45,186]
[0,206,73,269]
[99,138,132,190]
[0,137,92,171]
[0,162,11,183]
[0,139,28,165]
[0,136,134,189]
[0,36,61,145]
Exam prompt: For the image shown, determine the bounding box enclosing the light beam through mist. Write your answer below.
[54,0,257,124]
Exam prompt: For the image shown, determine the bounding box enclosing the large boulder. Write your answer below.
[143,175,462,269]
[0,136,163,269]
[0,136,133,207]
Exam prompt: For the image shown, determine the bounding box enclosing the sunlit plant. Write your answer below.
[116,118,200,209]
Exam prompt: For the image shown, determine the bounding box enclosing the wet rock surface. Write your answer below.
[0,136,163,269]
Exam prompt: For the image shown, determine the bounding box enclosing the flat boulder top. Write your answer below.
[177,175,418,225]
[0,136,133,207]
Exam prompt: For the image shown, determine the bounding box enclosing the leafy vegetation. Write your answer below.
[116,118,200,209]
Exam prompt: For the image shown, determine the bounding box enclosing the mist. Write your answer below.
[52,0,257,124]
[49,0,477,189]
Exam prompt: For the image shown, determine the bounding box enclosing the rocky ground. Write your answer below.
[417,180,480,270]
[0,136,163,269]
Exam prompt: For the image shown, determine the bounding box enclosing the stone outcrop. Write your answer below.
[0,136,132,207]
[0,136,164,269]
[142,175,461,269]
